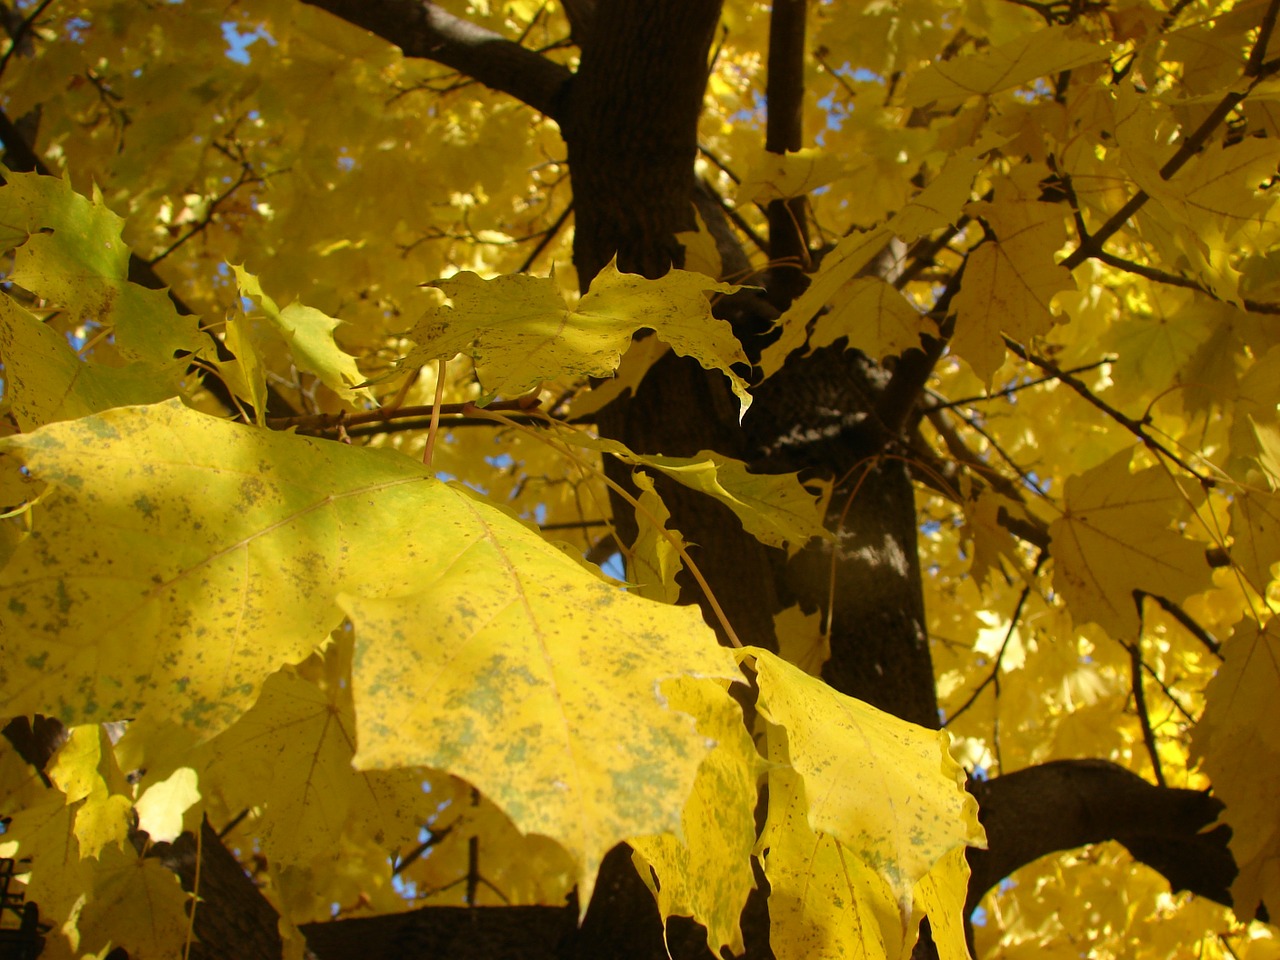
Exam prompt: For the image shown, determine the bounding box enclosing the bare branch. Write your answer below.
[298,0,573,122]
[967,759,1236,915]
[764,0,810,301]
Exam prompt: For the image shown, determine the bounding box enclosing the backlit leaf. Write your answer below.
[234,265,374,404]
[903,28,1110,107]
[337,516,742,910]
[405,260,751,414]
[1049,447,1211,638]
[749,648,986,917]
[1192,618,1280,920]
[630,677,762,956]
[0,170,203,366]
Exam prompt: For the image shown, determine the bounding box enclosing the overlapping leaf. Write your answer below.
[950,170,1076,381]
[0,170,203,366]
[1191,618,1280,920]
[749,648,986,917]
[630,677,762,956]
[405,260,751,414]
[340,549,741,911]
[759,227,895,379]
[571,432,832,553]
[903,28,1110,107]
[234,265,373,404]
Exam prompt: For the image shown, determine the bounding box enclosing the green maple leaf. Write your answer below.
[0,170,203,367]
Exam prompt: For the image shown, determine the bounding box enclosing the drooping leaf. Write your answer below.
[571,432,832,553]
[233,265,374,404]
[748,648,986,917]
[339,557,742,912]
[629,470,685,602]
[911,846,974,960]
[630,677,763,956]
[404,259,751,414]
[758,756,910,960]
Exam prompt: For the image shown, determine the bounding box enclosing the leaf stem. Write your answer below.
[423,359,448,468]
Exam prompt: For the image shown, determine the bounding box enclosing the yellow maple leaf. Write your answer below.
[911,846,975,960]
[1048,446,1211,638]
[759,226,896,380]
[201,639,413,866]
[773,604,830,677]
[48,725,133,858]
[630,677,763,957]
[889,145,989,243]
[811,276,930,362]
[77,846,191,960]
[629,470,685,603]
[406,259,751,414]
[950,170,1076,382]
[133,767,201,845]
[0,170,204,367]
[749,648,986,919]
[1229,488,1280,593]
[736,146,848,205]
[1229,346,1280,489]
[0,792,94,922]
[903,27,1111,107]
[0,296,178,431]
[233,265,374,404]
[574,432,832,554]
[1192,618,1280,921]
[339,575,740,913]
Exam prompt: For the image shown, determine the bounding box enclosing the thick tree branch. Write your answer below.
[298,0,572,122]
[967,759,1236,915]
[763,0,810,304]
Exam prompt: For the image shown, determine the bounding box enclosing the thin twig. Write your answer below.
[516,200,573,274]
[1003,338,1214,484]
[1094,250,1280,315]
[1126,639,1167,786]
[0,0,57,80]
[1063,0,1280,270]
[945,571,1038,725]
[267,395,544,434]
[928,358,1114,410]
[1135,590,1221,656]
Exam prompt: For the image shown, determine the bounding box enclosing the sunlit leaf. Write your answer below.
[405,259,751,414]
[748,648,986,916]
